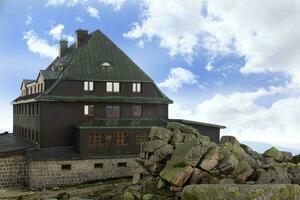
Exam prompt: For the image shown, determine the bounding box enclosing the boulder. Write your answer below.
[144,139,167,153]
[150,144,174,163]
[142,194,156,200]
[291,154,300,164]
[219,178,235,184]
[188,168,209,184]
[156,178,166,189]
[220,136,257,169]
[289,166,300,184]
[160,165,194,187]
[198,145,224,171]
[167,122,199,135]
[183,133,197,142]
[123,191,136,200]
[171,129,185,143]
[181,184,300,200]
[261,157,275,169]
[218,150,239,174]
[256,166,291,184]
[167,139,213,167]
[263,147,285,162]
[155,127,173,142]
[282,151,293,162]
[148,127,159,139]
[229,160,254,183]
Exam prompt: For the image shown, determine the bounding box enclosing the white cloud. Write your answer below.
[98,0,125,11]
[75,16,84,23]
[46,0,81,7]
[49,24,75,42]
[25,16,32,25]
[169,86,300,147]
[23,30,58,59]
[49,24,64,40]
[86,6,100,19]
[205,62,213,71]
[158,67,199,92]
[125,0,300,85]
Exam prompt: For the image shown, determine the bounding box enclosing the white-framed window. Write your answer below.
[132,83,141,93]
[84,105,94,116]
[84,81,94,91]
[106,82,120,93]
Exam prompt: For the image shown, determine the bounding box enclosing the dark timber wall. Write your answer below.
[39,102,168,148]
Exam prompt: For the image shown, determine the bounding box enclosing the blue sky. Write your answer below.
[1,0,300,150]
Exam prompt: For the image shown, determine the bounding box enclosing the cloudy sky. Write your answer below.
[0,0,300,150]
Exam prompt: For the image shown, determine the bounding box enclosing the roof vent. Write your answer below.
[76,29,88,48]
[99,62,113,70]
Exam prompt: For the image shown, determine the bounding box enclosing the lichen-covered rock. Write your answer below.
[183,133,197,142]
[150,144,174,163]
[221,137,257,168]
[123,191,136,200]
[218,150,239,174]
[282,151,293,162]
[160,165,194,187]
[198,145,224,171]
[188,168,208,184]
[167,122,198,135]
[263,147,286,162]
[155,127,173,142]
[291,154,300,164]
[261,157,275,169]
[142,193,156,200]
[172,129,185,143]
[167,139,213,167]
[181,184,300,200]
[288,166,300,184]
[229,160,254,183]
[156,178,166,189]
[256,166,291,184]
[144,139,167,153]
[219,178,235,184]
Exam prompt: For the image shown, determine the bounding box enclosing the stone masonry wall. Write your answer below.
[0,155,28,188]
[28,157,136,190]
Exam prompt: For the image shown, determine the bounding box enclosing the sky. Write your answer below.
[0,0,300,150]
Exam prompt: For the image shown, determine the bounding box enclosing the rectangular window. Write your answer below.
[61,164,71,170]
[132,83,141,93]
[136,133,148,145]
[84,105,94,116]
[113,133,128,145]
[132,105,142,117]
[84,81,94,91]
[89,133,105,147]
[94,163,104,169]
[106,106,120,118]
[106,82,120,93]
[117,162,127,168]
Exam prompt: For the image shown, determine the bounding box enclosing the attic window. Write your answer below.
[102,62,111,67]
[59,65,64,71]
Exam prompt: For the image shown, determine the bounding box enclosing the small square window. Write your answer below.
[117,162,127,168]
[94,163,104,168]
[62,164,71,170]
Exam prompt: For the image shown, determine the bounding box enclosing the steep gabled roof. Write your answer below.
[60,30,153,82]
[13,29,173,104]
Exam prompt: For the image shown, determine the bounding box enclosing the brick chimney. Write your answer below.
[76,29,88,48]
[59,40,68,57]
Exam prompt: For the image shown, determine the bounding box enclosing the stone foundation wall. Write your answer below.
[0,155,28,188]
[28,157,136,190]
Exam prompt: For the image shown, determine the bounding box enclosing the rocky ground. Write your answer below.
[0,178,131,200]
[123,122,300,199]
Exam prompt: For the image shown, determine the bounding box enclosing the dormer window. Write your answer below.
[132,83,141,93]
[102,62,111,67]
[84,81,94,92]
[106,82,119,93]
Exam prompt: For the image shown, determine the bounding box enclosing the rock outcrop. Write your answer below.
[123,123,300,200]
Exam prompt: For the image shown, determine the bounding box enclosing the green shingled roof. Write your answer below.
[61,30,153,82]
[40,70,60,80]
[77,118,167,129]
